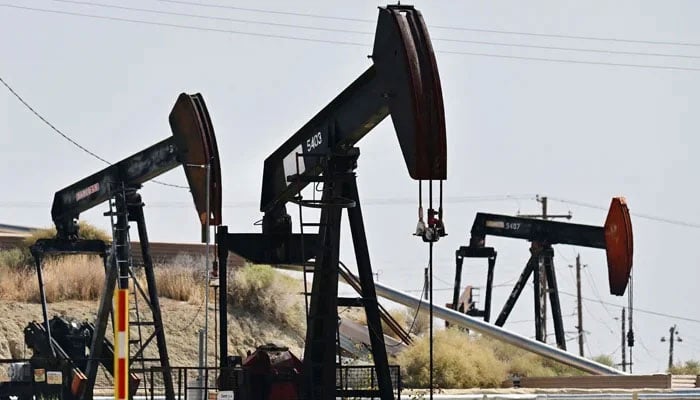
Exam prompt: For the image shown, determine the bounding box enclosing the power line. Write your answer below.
[548,197,700,229]
[432,26,700,49]
[0,75,188,189]
[580,293,616,334]
[158,0,373,23]
[49,0,372,36]
[438,49,700,72]
[559,291,700,324]
[157,0,700,48]
[4,4,700,73]
[437,38,700,60]
[583,266,615,320]
[48,0,700,60]
[0,76,110,164]
[1,4,367,47]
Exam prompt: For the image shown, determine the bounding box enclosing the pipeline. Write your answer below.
[368,278,625,376]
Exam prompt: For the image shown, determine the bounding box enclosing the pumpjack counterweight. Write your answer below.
[30,93,221,400]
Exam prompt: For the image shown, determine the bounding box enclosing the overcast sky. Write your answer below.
[2,0,700,374]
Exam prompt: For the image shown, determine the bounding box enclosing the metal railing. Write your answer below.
[143,365,401,400]
[337,365,402,399]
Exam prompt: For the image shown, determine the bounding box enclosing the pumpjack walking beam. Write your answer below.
[454,198,633,350]
[216,5,446,399]
[32,93,221,400]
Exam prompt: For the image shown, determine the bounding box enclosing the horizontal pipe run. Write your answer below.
[369,278,625,376]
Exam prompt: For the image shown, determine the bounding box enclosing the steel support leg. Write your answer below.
[452,252,464,312]
[345,177,394,400]
[533,252,544,343]
[32,254,55,359]
[302,168,344,400]
[217,226,229,374]
[495,255,537,327]
[132,200,175,400]
[484,255,496,323]
[542,247,566,350]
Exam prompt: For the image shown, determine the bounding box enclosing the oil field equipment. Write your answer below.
[238,344,303,400]
[27,93,221,400]
[215,5,446,400]
[452,197,633,350]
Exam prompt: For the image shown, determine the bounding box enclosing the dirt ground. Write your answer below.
[0,298,305,364]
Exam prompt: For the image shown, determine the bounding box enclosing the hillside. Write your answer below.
[0,298,305,364]
[0,251,609,389]
[0,251,307,365]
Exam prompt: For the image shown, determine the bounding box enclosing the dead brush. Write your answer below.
[0,254,105,303]
[153,264,205,304]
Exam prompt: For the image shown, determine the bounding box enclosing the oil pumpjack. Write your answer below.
[28,93,221,400]
[216,5,446,400]
[452,197,633,350]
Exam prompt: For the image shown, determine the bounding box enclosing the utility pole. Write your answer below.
[621,308,626,372]
[538,197,548,343]
[627,274,634,373]
[662,325,682,371]
[572,254,585,357]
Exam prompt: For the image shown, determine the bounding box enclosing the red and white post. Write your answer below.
[114,289,129,400]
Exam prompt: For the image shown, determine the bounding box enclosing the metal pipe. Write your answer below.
[369,279,625,376]
[204,162,211,370]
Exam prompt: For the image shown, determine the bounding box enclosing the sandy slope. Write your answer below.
[0,298,305,364]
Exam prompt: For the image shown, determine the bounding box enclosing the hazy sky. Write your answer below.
[2,0,700,374]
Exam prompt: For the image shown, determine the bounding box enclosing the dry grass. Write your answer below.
[670,360,700,374]
[0,255,105,302]
[0,251,305,334]
[152,253,207,303]
[153,265,204,303]
[402,307,430,336]
[227,264,305,331]
[23,221,111,246]
[0,222,112,272]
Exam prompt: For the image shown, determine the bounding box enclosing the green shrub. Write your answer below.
[478,336,583,377]
[591,354,615,367]
[0,248,32,269]
[670,360,700,374]
[395,331,593,389]
[395,329,507,388]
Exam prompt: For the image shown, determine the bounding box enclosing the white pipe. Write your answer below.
[369,278,625,376]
